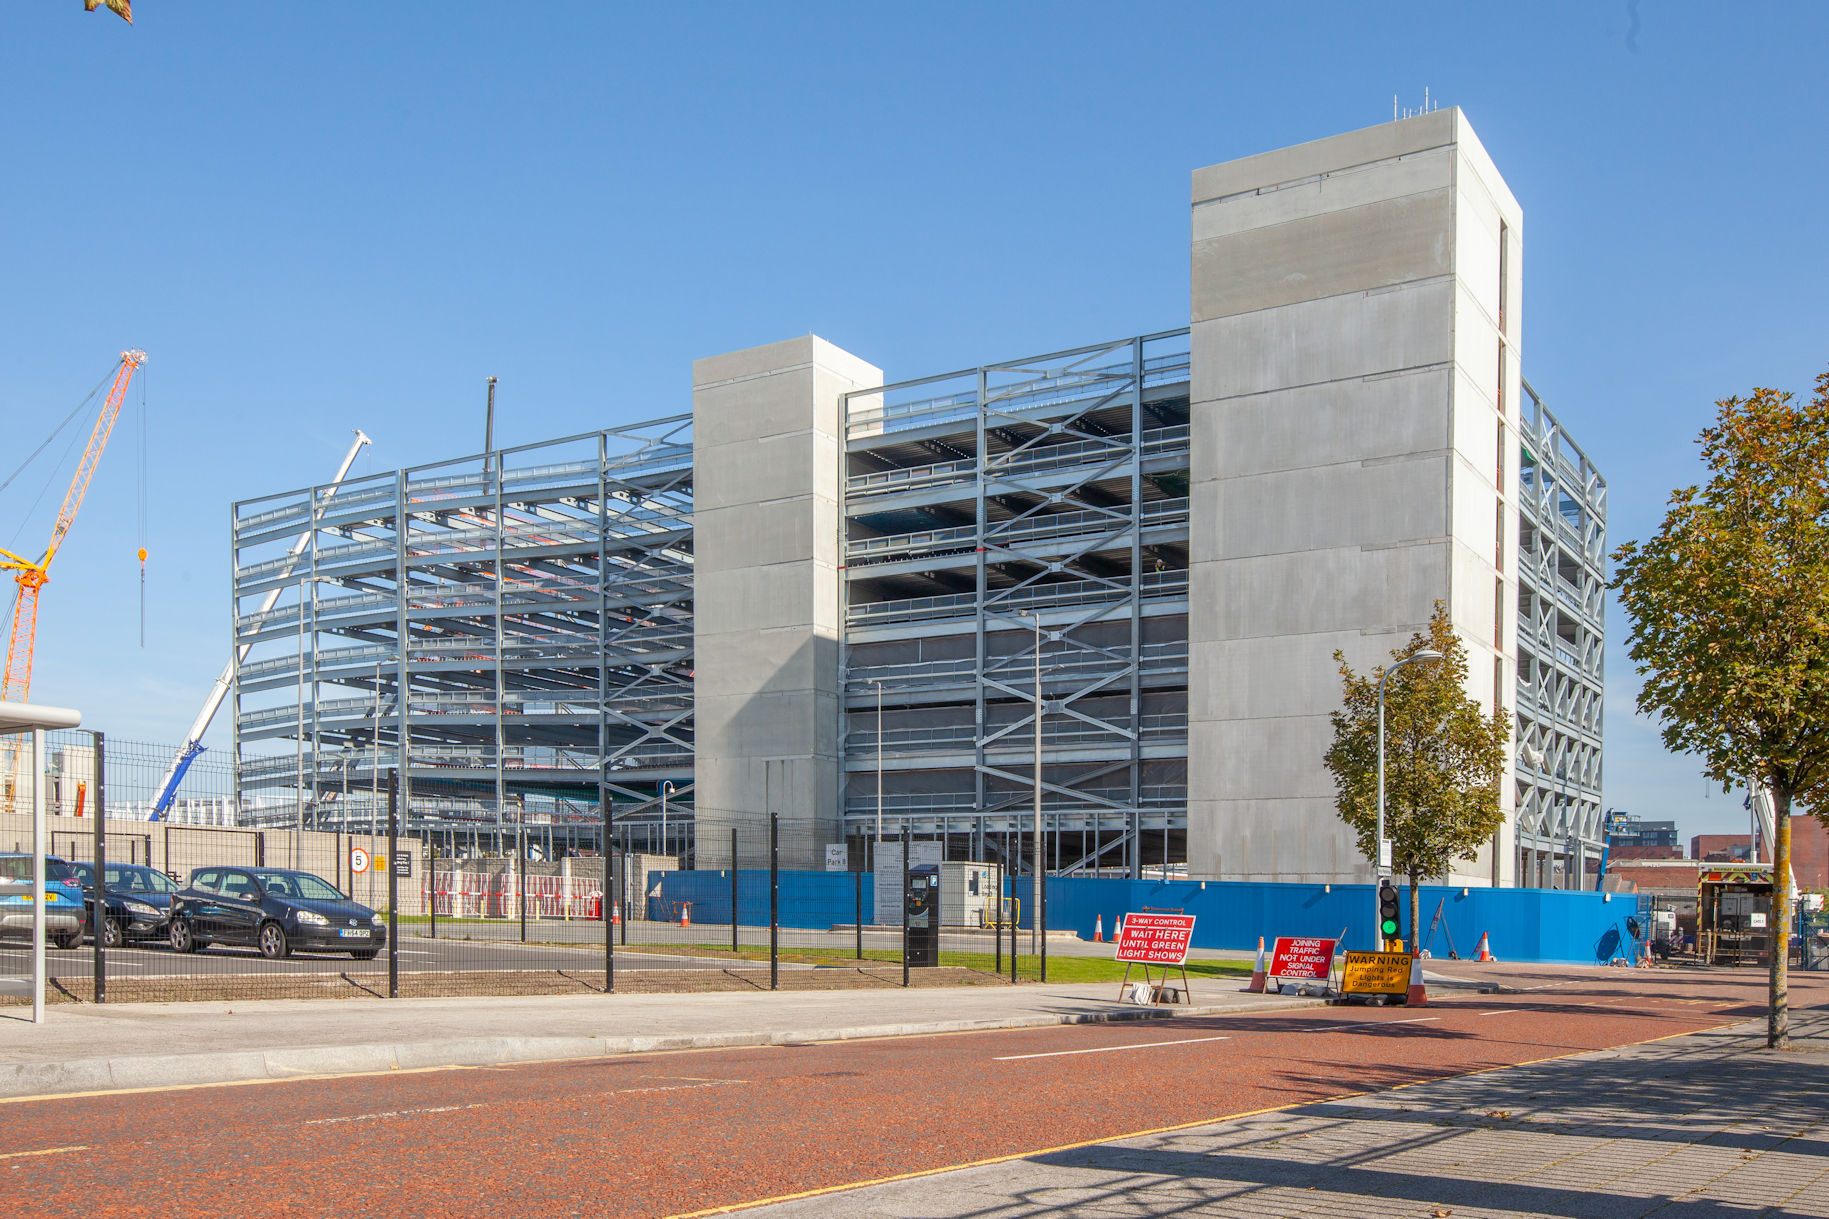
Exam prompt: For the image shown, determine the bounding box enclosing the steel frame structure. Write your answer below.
[839,331,1192,878]
[230,420,696,850]
[1514,380,1607,886]
[225,339,1603,888]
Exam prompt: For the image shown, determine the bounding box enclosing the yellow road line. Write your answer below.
[664,1097,1360,1219]
[667,1014,1758,1217]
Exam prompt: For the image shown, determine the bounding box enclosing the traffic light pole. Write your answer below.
[1374,650,1439,951]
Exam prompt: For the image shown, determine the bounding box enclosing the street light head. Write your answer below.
[1413,649,1443,662]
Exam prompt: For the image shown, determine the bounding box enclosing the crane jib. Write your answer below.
[1,350,145,706]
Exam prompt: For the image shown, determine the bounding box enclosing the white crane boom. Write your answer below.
[151,431,371,818]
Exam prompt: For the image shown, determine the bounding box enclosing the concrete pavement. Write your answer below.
[750,1008,1829,1218]
[0,975,1319,1100]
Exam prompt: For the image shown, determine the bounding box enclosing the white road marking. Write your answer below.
[994,1035,1231,1061]
[0,1144,88,1161]
[1478,1010,1508,1016]
[1300,1016,1442,1031]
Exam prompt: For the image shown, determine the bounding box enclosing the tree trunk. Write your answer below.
[1770,784,1793,1050]
[1408,868,1421,956]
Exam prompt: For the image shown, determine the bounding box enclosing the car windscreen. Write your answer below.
[0,858,81,884]
[251,870,346,902]
[107,867,176,894]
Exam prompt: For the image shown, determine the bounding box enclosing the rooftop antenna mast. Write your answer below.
[484,376,498,474]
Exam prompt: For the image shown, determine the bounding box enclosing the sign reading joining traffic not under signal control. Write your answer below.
[1340,950,1412,996]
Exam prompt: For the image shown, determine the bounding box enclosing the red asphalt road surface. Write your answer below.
[1,966,1818,1218]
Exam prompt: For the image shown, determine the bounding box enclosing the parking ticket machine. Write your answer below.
[905,862,940,967]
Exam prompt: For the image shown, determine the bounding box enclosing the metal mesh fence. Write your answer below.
[2,767,1051,1006]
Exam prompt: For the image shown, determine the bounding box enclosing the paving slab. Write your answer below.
[0,975,1318,1099]
[749,1009,1829,1217]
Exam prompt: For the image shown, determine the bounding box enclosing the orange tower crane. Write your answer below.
[0,349,146,704]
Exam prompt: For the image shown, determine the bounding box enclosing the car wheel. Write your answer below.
[169,918,199,954]
[102,918,125,949]
[350,949,378,961]
[258,921,291,960]
[51,930,81,950]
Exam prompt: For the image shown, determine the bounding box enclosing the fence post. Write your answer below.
[428,839,438,940]
[901,823,911,989]
[92,730,106,1004]
[768,814,779,991]
[854,867,863,961]
[1008,830,1017,984]
[518,815,528,944]
[614,798,621,988]
[386,769,399,999]
[1039,845,1048,983]
[730,827,739,955]
[994,863,1001,978]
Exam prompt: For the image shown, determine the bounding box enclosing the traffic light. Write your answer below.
[1377,880,1402,946]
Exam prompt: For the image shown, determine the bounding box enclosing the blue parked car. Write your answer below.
[0,853,87,949]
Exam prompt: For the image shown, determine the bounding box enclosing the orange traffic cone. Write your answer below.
[1405,954,1428,1006]
[1113,914,1124,940]
[1093,914,1104,943]
[679,903,691,928]
[611,901,620,926]
[1246,936,1267,993]
[1475,931,1495,963]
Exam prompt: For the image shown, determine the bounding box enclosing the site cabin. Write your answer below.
[1696,866,1800,967]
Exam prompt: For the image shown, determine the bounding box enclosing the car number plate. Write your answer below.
[338,929,371,938]
[44,894,58,902]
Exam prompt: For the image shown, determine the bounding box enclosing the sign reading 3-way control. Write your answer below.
[1115,912,1197,965]
[1340,950,1412,997]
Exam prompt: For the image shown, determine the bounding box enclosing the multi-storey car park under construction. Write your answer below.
[231,107,1608,889]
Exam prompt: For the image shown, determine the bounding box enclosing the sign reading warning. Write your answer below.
[1268,936,1337,982]
[1115,913,1196,965]
[1340,950,1412,996]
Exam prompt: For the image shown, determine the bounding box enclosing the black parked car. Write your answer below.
[168,866,386,960]
[65,861,177,947]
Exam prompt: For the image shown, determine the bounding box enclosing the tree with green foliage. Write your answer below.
[1325,604,1510,944]
[1612,370,1829,1050]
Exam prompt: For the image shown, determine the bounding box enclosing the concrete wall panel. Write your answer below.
[1192,188,1452,322]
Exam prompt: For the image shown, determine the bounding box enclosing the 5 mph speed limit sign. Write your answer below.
[349,846,371,874]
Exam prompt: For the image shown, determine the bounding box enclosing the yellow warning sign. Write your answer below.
[1340,950,1411,996]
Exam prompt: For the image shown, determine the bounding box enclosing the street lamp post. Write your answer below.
[1018,612,1044,962]
[1375,649,1442,947]
[294,574,340,867]
[872,678,885,870]
[661,780,676,861]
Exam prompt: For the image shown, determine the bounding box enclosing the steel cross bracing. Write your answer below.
[229,418,696,839]
[840,331,1191,876]
[1513,381,1607,862]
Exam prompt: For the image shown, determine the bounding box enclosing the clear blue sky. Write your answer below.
[3,3,1825,841]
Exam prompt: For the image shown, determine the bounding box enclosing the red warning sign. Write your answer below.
[1115,913,1196,965]
[1268,936,1338,982]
